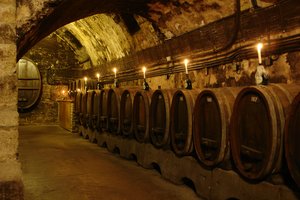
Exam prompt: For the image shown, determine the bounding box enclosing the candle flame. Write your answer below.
[257,43,263,51]
[184,59,189,66]
[142,67,147,73]
[84,77,87,81]
[77,88,81,92]
[113,68,117,73]
[96,73,100,78]
[62,90,65,94]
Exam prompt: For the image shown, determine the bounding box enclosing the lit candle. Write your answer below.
[113,68,117,78]
[84,77,87,84]
[142,67,146,79]
[184,59,189,74]
[96,73,100,82]
[256,43,263,65]
[62,90,65,95]
[77,88,81,92]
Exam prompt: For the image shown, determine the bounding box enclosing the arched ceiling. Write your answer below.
[17,0,277,64]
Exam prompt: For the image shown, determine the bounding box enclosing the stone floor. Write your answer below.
[19,125,200,200]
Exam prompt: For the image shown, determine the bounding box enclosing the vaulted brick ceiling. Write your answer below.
[17,0,277,63]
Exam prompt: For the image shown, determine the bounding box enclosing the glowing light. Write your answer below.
[113,68,117,78]
[142,67,147,79]
[96,73,100,82]
[256,43,263,64]
[184,59,189,74]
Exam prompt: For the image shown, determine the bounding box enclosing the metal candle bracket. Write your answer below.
[143,79,150,91]
[184,74,192,89]
[114,78,120,88]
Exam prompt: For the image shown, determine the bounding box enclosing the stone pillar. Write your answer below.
[0,0,23,199]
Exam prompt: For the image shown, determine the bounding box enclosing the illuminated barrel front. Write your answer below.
[133,90,152,143]
[170,89,199,156]
[120,89,137,137]
[150,89,174,148]
[193,88,240,167]
[230,84,300,181]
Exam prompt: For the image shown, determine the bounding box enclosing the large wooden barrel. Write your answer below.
[92,90,101,131]
[133,90,153,143]
[193,87,240,168]
[87,90,96,129]
[17,58,42,112]
[99,89,109,131]
[285,92,300,189]
[170,89,199,156]
[76,80,82,92]
[107,89,123,135]
[79,92,88,127]
[230,84,300,181]
[120,89,137,137]
[150,89,174,148]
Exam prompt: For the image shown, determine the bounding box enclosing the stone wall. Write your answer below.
[0,0,23,199]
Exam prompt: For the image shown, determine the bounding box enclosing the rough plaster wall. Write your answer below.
[19,34,77,125]
[113,52,300,90]
[148,0,273,39]
[0,0,23,199]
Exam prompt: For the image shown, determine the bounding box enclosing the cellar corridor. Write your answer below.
[19,125,200,200]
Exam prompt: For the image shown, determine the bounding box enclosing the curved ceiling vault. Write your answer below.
[17,0,277,66]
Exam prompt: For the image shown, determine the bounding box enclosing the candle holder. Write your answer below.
[143,79,150,91]
[114,78,120,88]
[184,74,192,89]
[96,82,103,90]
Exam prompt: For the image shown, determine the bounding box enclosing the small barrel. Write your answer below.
[107,88,123,135]
[87,90,96,129]
[150,89,174,148]
[285,91,300,189]
[133,90,153,143]
[193,87,241,168]
[230,84,300,181]
[79,92,88,127]
[99,89,109,132]
[120,89,138,137]
[170,89,199,156]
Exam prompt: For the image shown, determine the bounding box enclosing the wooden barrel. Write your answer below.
[76,80,82,92]
[193,87,241,168]
[230,84,300,181]
[79,92,88,127]
[99,89,109,131]
[170,89,199,156]
[87,90,96,129]
[17,58,42,112]
[92,90,101,131]
[150,89,174,148]
[107,88,123,135]
[75,91,82,114]
[133,90,153,143]
[120,89,137,137]
[285,91,300,188]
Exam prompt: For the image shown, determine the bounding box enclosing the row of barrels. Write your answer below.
[74,84,300,188]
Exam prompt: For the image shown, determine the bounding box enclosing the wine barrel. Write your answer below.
[193,87,241,167]
[150,89,174,148]
[17,58,42,112]
[79,92,88,128]
[170,89,199,156]
[285,91,300,189]
[133,90,153,143]
[92,90,101,131]
[230,84,300,181]
[87,90,96,129]
[76,80,82,92]
[74,91,82,124]
[99,89,109,131]
[107,88,123,135]
[120,89,137,137]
